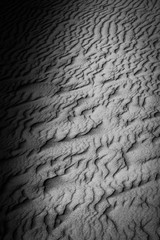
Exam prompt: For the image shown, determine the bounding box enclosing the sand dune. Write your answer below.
[1,0,160,239]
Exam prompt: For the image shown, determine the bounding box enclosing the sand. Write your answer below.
[1,0,160,239]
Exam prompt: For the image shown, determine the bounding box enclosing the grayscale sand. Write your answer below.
[0,0,160,239]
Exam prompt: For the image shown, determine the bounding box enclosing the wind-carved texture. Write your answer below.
[1,0,160,239]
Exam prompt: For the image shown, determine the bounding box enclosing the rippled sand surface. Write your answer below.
[1,0,160,239]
